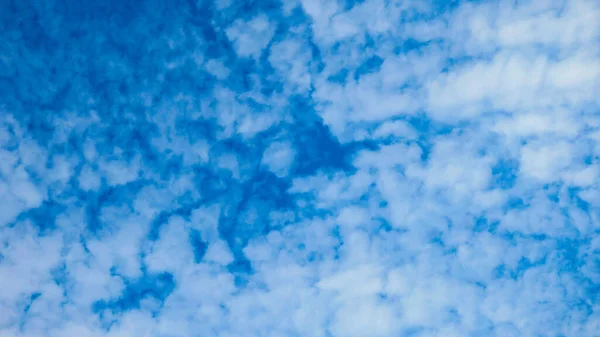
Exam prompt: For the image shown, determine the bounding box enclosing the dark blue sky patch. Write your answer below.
[308,43,325,75]
[340,0,367,11]
[92,271,175,316]
[586,282,600,305]
[508,255,548,280]
[566,187,591,213]
[227,252,254,288]
[209,136,260,169]
[175,117,218,144]
[327,68,350,85]
[505,196,528,211]
[440,55,483,74]
[191,166,238,203]
[353,55,383,81]
[0,76,18,112]
[83,180,148,234]
[50,130,87,160]
[14,200,66,234]
[199,30,236,65]
[157,154,185,182]
[291,122,353,176]
[429,0,468,16]
[212,168,295,274]
[53,0,143,27]
[555,238,586,274]
[50,263,70,288]
[330,225,344,261]
[400,326,426,337]
[23,292,41,314]
[491,158,519,190]
[189,229,208,263]
[393,38,432,55]
[544,183,562,203]
[16,111,56,146]
[99,121,160,163]
[583,154,595,165]
[222,58,260,94]
[405,113,455,136]
[401,114,455,162]
[429,232,445,247]
[173,193,205,218]
[471,215,500,234]
[256,49,285,97]
[148,211,172,242]
[473,216,489,232]
[241,169,294,209]
[287,96,355,176]
[213,0,282,26]
[160,62,217,98]
[344,139,381,156]
[213,169,294,253]
[19,292,42,329]
[7,3,56,54]
[374,218,394,234]
[493,264,506,279]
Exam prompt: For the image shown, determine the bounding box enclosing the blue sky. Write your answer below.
[1,0,600,336]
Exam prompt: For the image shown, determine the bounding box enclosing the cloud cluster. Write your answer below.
[1,0,599,336]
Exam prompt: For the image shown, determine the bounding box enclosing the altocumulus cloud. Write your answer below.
[1,0,599,336]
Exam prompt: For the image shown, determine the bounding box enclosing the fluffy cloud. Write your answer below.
[1,0,599,336]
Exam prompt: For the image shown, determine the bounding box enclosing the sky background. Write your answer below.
[1,0,600,336]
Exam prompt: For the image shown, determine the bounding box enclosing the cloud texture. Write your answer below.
[1,0,600,336]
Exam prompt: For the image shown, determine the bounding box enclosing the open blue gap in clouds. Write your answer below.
[1,0,600,336]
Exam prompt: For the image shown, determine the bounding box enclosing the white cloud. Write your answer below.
[217,152,240,179]
[269,38,313,93]
[145,216,193,275]
[204,59,231,80]
[226,15,275,59]
[519,141,572,182]
[372,120,418,140]
[79,165,101,191]
[203,240,234,265]
[261,141,296,178]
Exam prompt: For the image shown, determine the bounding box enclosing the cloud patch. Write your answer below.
[1,0,600,336]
